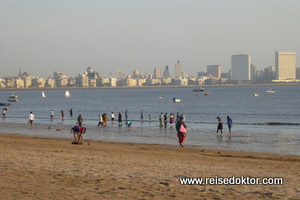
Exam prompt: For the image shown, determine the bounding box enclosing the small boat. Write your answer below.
[8,93,18,102]
[158,96,162,99]
[204,91,209,96]
[253,93,259,97]
[0,102,11,106]
[193,87,204,92]
[266,89,275,93]
[65,90,71,98]
[173,97,181,103]
[42,91,46,98]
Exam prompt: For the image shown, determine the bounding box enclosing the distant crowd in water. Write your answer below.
[26,108,233,148]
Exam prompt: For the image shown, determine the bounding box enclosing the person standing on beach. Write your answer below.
[61,110,64,119]
[164,113,168,127]
[125,110,128,121]
[118,112,122,126]
[141,110,144,121]
[226,116,233,136]
[176,112,180,123]
[69,108,73,117]
[111,112,115,124]
[97,115,103,127]
[50,109,54,120]
[149,114,152,121]
[28,112,35,128]
[176,117,187,147]
[77,114,83,127]
[159,113,163,127]
[169,113,174,125]
[216,117,223,136]
[103,113,108,125]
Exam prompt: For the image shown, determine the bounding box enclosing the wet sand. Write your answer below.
[0,133,299,199]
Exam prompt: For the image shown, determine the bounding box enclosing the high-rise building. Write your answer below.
[275,51,296,80]
[86,66,99,79]
[207,65,221,78]
[231,54,252,81]
[175,61,182,78]
[132,69,139,78]
[163,65,170,77]
[154,68,161,79]
[117,69,123,79]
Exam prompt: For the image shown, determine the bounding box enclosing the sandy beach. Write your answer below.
[0,134,299,199]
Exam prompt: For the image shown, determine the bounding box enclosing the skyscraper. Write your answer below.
[153,68,161,79]
[175,61,182,78]
[275,51,296,80]
[117,69,123,79]
[231,54,252,81]
[163,65,170,77]
[207,65,221,78]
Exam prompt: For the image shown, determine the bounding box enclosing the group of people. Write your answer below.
[97,113,109,127]
[26,108,233,147]
[70,114,86,142]
[174,115,233,148]
[50,109,65,120]
[97,112,131,128]
[216,116,233,136]
[70,124,86,142]
[159,112,184,127]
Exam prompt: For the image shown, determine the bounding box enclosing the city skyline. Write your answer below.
[1,1,300,78]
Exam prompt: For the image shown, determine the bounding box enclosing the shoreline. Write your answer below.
[2,133,299,160]
[1,83,300,91]
[1,133,299,199]
[1,121,299,156]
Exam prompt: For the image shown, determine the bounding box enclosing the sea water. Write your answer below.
[0,85,299,155]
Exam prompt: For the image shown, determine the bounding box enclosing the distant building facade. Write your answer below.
[275,51,296,80]
[154,68,161,79]
[231,54,252,81]
[175,61,183,78]
[207,65,221,78]
[163,65,170,77]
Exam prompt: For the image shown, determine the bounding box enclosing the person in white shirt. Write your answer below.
[111,112,115,124]
[28,112,35,128]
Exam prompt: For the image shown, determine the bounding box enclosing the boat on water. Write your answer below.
[8,93,18,102]
[0,102,11,106]
[204,91,209,96]
[158,96,162,99]
[266,89,275,93]
[65,90,71,98]
[193,87,204,92]
[173,97,181,103]
[253,93,259,97]
[42,91,46,98]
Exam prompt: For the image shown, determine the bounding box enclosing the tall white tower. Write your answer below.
[275,51,296,80]
[231,54,251,81]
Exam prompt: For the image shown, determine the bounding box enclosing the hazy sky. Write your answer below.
[1,0,300,78]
